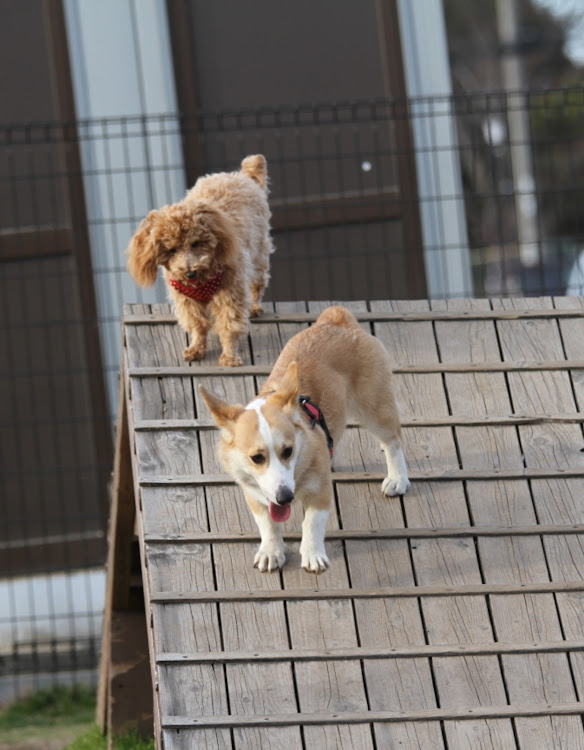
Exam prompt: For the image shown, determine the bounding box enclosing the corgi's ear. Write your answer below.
[199,385,244,429]
[273,361,299,409]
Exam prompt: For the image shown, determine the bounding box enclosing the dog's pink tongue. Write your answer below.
[269,501,291,523]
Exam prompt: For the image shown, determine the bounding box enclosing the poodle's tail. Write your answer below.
[241,154,268,190]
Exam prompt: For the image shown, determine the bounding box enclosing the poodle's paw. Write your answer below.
[183,344,206,362]
[250,303,264,318]
[219,352,243,367]
[382,473,411,497]
[254,543,286,572]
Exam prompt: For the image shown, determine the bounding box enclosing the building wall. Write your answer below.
[63,0,186,416]
[397,0,472,297]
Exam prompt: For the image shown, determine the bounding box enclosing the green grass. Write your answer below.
[63,724,154,749]
[0,685,95,747]
[63,723,106,750]
[0,686,154,749]
[0,685,95,731]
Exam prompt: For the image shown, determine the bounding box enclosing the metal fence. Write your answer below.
[1,87,583,703]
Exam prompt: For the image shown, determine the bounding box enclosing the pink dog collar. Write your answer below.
[169,267,225,302]
[299,395,334,457]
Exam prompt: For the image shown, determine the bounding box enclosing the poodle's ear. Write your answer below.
[196,204,237,263]
[127,209,162,287]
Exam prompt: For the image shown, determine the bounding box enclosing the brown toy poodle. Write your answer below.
[127,154,274,366]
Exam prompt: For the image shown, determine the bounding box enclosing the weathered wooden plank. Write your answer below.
[143,524,584,543]
[362,301,457,748]
[192,341,303,750]
[548,297,584,695]
[140,486,208,537]
[549,298,584,699]
[122,320,167,749]
[493,297,584,472]
[125,304,194,422]
[157,639,584,664]
[161,701,584,728]
[123,307,234,750]
[336,480,444,749]
[123,307,584,325]
[554,296,584,407]
[134,429,202,478]
[437,300,564,749]
[444,296,584,749]
[133,413,584,430]
[266,299,372,748]
[150,581,584,603]
[151,602,222,655]
[379,298,516,749]
[127,359,584,376]
[145,539,217,595]
[157,662,230,722]
[97,370,137,733]
[493,298,584,746]
[138,467,584,485]
[162,729,232,750]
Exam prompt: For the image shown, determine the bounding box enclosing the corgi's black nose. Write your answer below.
[186,270,198,280]
[275,485,294,505]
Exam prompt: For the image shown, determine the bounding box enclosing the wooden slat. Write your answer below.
[128,359,584,376]
[433,297,582,749]
[133,412,584,430]
[157,639,584,664]
[123,307,584,325]
[144,524,584,543]
[488,297,584,747]
[549,296,584,703]
[277,302,375,750]
[138,467,584,485]
[123,309,217,747]
[150,581,584,603]
[161,702,584,729]
[373,298,513,747]
[96,369,138,733]
[187,307,304,749]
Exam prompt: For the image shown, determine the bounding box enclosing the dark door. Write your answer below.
[0,0,111,574]
[166,0,426,300]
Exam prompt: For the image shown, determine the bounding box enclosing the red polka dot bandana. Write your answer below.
[169,266,225,302]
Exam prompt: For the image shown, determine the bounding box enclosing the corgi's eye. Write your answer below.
[250,453,266,465]
[191,240,201,249]
[281,446,293,460]
[167,247,177,254]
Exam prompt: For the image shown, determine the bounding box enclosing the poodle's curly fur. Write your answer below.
[127,155,274,366]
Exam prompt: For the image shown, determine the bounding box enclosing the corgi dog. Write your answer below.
[200,306,410,573]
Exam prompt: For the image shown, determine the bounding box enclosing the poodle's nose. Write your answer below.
[186,270,198,280]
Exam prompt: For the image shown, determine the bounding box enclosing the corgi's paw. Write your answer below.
[183,344,206,362]
[250,303,263,317]
[382,473,411,497]
[254,543,285,572]
[219,352,243,367]
[300,545,330,574]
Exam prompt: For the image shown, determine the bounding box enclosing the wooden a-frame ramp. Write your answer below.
[98,298,584,750]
